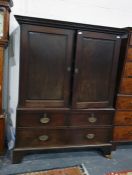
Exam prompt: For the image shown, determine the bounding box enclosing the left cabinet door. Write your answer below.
[19,24,74,108]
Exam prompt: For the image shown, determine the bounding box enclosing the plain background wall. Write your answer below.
[8,0,132,127]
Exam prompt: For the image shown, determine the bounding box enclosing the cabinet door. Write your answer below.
[19,24,74,108]
[72,31,121,108]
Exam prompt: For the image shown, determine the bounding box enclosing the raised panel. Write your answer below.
[27,32,66,100]
[72,31,121,108]
[19,25,74,108]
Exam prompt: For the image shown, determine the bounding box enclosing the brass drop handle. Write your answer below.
[86,133,95,140]
[88,114,97,123]
[38,135,49,141]
[40,113,50,124]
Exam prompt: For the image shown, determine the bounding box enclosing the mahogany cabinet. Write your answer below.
[12,15,127,163]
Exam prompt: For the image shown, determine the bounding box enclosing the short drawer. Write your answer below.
[123,62,132,78]
[16,128,112,148]
[114,111,132,125]
[127,48,132,61]
[116,95,132,109]
[17,111,66,127]
[120,78,132,94]
[68,128,112,145]
[114,126,132,141]
[16,128,67,148]
[69,111,114,126]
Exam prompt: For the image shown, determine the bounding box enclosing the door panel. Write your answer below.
[19,24,74,108]
[72,31,121,108]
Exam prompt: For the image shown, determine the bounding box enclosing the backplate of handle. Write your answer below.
[38,135,49,141]
[40,113,50,124]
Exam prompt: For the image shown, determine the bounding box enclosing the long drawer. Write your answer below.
[114,111,132,125]
[16,128,112,148]
[114,126,132,141]
[17,110,114,127]
[116,95,132,109]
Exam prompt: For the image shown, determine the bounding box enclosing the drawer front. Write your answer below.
[16,128,112,148]
[68,128,112,145]
[114,111,132,125]
[127,48,132,61]
[120,78,132,94]
[114,126,132,141]
[70,111,114,126]
[17,111,66,127]
[116,96,132,109]
[124,62,132,78]
[16,128,67,148]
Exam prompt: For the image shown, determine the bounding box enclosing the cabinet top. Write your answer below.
[15,15,128,36]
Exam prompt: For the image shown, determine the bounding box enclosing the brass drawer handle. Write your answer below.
[38,135,49,141]
[88,116,97,123]
[40,114,50,124]
[86,133,95,139]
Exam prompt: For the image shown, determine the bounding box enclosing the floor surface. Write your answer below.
[0,145,132,175]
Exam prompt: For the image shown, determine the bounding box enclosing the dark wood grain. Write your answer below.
[72,31,121,108]
[17,111,67,127]
[16,127,112,148]
[67,128,112,145]
[16,110,114,127]
[69,111,114,126]
[19,24,74,108]
[16,128,68,148]
[13,15,126,163]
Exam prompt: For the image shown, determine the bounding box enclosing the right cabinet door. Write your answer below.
[72,31,121,108]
